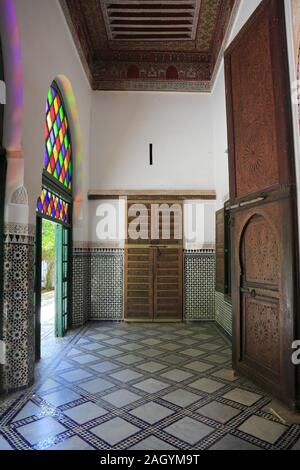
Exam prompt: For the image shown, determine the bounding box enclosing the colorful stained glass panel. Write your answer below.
[37,188,70,225]
[44,82,72,190]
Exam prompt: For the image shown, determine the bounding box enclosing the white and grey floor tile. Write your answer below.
[0,322,300,450]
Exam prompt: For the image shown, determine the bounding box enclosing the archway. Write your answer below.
[35,81,73,360]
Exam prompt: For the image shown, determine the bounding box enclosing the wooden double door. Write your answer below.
[124,199,183,321]
[225,0,300,409]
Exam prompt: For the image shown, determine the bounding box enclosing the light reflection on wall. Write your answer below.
[0,0,22,151]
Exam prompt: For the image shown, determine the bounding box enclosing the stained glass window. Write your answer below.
[44,83,72,190]
[37,188,70,225]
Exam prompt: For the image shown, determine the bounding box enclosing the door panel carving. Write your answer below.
[242,215,279,286]
[225,0,295,203]
[231,13,278,198]
[225,0,299,409]
[240,215,280,378]
[243,296,280,374]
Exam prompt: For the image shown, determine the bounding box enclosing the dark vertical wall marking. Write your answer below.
[149,143,153,166]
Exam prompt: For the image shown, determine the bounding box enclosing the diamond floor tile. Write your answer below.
[137,361,167,373]
[64,402,107,424]
[109,369,143,383]
[160,369,194,383]
[71,354,98,365]
[91,417,140,446]
[238,415,287,444]
[44,389,82,407]
[212,369,238,382]
[60,369,93,383]
[2,321,300,451]
[164,417,213,445]
[134,379,170,394]
[79,378,115,394]
[223,388,262,406]
[12,401,44,422]
[0,435,13,450]
[189,378,226,394]
[17,417,67,445]
[117,354,143,365]
[102,389,140,408]
[90,362,119,373]
[130,401,174,424]
[162,389,201,407]
[197,401,241,424]
[184,361,215,373]
[210,434,261,450]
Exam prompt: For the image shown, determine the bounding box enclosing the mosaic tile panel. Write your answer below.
[90,249,123,321]
[73,248,216,323]
[72,247,90,328]
[0,322,299,450]
[184,250,215,321]
[2,224,35,392]
[215,291,232,337]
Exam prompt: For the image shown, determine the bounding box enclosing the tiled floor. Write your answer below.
[1,322,300,450]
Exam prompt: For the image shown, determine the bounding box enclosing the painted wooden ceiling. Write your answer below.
[60,0,239,91]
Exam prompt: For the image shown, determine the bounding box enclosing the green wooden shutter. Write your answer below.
[55,225,72,337]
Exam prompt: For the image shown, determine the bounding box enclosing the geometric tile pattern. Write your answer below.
[1,225,35,393]
[89,249,123,320]
[215,291,232,337]
[1,322,299,450]
[73,248,217,323]
[72,247,90,327]
[184,251,215,321]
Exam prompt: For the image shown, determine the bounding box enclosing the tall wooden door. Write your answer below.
[225,0,300,409]
[125,198,183,321]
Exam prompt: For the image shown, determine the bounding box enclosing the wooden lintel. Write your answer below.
[88,189,216,201]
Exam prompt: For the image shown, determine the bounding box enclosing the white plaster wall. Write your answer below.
[89,199,126,247]
[1,0,92,241]
[89,91,214,191]
[285,0,300,257]
[211,65,229,210]
[211,0,263,210]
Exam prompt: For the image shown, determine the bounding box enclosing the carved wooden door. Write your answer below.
[225,0,300,409]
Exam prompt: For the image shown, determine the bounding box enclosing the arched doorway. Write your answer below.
[35,81,73,360]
